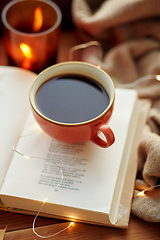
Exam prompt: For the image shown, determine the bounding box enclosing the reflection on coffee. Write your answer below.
[35,74,110,124]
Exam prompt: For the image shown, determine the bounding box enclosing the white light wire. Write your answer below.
[13,130,74,238]
[69,41,160,89]
[115,75,160,88]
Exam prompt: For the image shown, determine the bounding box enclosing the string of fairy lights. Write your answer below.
[11,41,160,237]
[13,130,74,238]
[12,115,160,238]
[69,40,160,196]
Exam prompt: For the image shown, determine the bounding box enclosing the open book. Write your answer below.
[0,66,150,228]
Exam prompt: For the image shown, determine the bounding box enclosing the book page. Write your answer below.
[0,88,137,217]
[0,67,36,188]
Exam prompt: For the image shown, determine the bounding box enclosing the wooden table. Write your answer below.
[0,210,160,239]
[0,31,160,240]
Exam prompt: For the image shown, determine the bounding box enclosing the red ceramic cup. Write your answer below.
[29,61,115,148]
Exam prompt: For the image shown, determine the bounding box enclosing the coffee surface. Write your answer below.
[35,74,109,124]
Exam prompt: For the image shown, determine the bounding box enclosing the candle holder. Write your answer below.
[1,0,62,73]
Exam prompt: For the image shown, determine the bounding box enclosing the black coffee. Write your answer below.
[35,74,110,124]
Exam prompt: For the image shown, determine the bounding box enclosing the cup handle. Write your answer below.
[91,123,115,148]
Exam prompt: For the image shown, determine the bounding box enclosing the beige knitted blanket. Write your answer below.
[72,0,160,222]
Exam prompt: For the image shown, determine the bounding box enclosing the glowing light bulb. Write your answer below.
[69,222,74,227]
[137,190,145,197]
[43,198,48,203]
[24,155,30,159]
[156,75,160,81]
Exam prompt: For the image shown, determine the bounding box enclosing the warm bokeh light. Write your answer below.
[137,190,145,197]
[69,222,74,227]
[156,75,160,81]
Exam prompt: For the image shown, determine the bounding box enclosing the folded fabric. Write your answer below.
[72,0,160,222]
[72,0,160,48]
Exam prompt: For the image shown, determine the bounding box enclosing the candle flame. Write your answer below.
[20,43,32,59]
[33,6,43,32]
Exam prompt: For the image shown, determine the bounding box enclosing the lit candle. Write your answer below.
[1,0,62,73]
